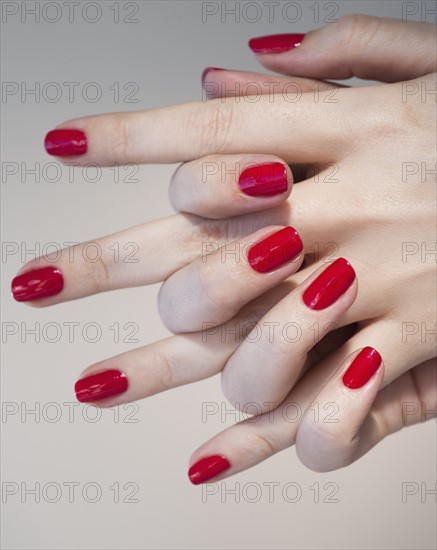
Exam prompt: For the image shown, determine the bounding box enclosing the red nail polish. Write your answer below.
[45,129,87,156]
[342,347,382,389]
[11,266,64,302]
[239,162,288,197]
[249,33,305,54]
[75,370,128,403]
[201,67,225,83]
[303,258,355,310]
[248,226,303,273]
[188,455,230,485]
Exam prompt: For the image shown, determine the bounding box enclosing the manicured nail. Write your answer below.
[239,162,288,197]
[248,226,303,273]
[342,347,382,389]
[188,455,230,485]
[249,33,305,54]
[201,66,225,84]
[75,370,128,403]
[303,258,355,310]
[11,266,64,302]
[44,128,87,156]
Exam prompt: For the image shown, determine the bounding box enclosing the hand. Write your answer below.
[12,16,436,480]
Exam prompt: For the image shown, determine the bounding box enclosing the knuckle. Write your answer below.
[336,15,383,81]
[337,14,379,47]
[114,113,131,161]
[356,95,402,141]
[168,163,188,213]
[190,100,236,157]
[197,258,235,320]
[197,260,222,308]
[297,423,353,473]
[251,429,277,460]
[156,282,185,334]
[154,351,175,391]
[82,242,111,292]
[196,217,233,248]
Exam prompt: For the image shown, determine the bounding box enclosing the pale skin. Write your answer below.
[14,16,436,476]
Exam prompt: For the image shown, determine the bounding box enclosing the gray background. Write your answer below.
[1,1,436,549]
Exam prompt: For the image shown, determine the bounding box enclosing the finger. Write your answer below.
[294,317,437,471]
[73,332,234,407]
[73,285,355,407]
[158,225,303,333]
[248,16,436,81]
[170,154,292,219]
[221,258,357,413]
[201,68,340,99]
[10,215,198,306]
[187,353,435,484]
[295,347,384,472]
[10,200,302,307]
[44,91,353,166]
[296,351,437,471]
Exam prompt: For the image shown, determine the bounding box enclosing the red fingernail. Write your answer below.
[44,129,87,156]
[248,226,303,273]
[188,455,230,485]
[249,33,305,53]
[239,162,288,197]
[201,66,225,83]
[11,266,64,302]
[342,347,382,389]
[303,258,355,310]
[75,370,128,403]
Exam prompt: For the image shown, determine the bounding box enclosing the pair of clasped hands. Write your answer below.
[11,16,436,485]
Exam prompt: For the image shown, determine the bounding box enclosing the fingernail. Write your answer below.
[342,347,382,389]
[248,226,303,273]
[188,455,230,485]
[11,266,64,302]
[44,128,87,156]
[201,66,225,84]
[249,33,305,54]
[239,162,288,197]
[75,370,128,403]
[303,258,355,310]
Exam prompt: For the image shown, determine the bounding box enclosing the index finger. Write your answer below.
[44,92,353,165]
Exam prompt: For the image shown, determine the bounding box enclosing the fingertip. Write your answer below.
[188,455,231,485]
[248,33,306,54]
[44,128,88,157]
[342,347,383,390]
[11,265,64,303]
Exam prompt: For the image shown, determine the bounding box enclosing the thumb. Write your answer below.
[249,15,436,82]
